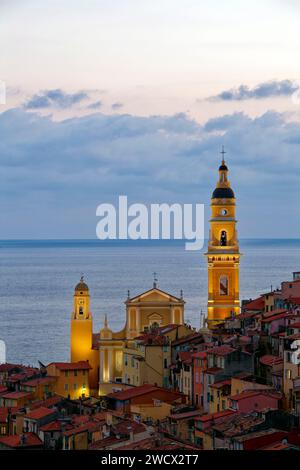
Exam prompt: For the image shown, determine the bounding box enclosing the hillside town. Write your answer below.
[1,271,300,451]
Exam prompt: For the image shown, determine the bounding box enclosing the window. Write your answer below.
[220,275,228,296]
[220,230,227,246]
[73,383,77,390]
[0,426,6,435]
[64,371,69,377]
[74,370,77,377]
[82,370,86,376]
[79,307,83,315]
[286,369,292,380]
[195,372,199,384]
[125,354,128,366]
[164,358,168,369]
[64,383,69,391]
[131,357,135,367]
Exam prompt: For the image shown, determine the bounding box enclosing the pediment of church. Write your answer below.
[127,288,183,304]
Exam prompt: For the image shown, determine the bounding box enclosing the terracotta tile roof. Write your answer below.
[243,297,264,311]
[25,406,57,420]
[207,345,236,356]
[21,376,56,387]
[229,389,281,401]
[113,419,146,435]
[0,363,23,373]
[286,333,300,341]
[40,420,73,432]
[210,379,231,389]
[205,367,223,375]
[259,355,283,367]
[289,322,300,328]
[63,420,100,437]
[47,361,91,371]
[0,432,42,448]
[107,384,183,401]
[135,332,169,346]
[212,413,265,437]
[262,312,291,323]
[1,391,32,400]
[29,394,63,410]
[169,410,203,420]
[172,332,203,346]
[195,409,235,422]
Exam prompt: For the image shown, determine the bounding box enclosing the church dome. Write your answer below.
[75,276,89,292]
[212,187,235,199]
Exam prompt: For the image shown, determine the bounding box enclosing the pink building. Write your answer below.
[228,390,281,413]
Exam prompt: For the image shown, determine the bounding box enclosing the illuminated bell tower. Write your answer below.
[205,148,240,327]
[70,276,93,365]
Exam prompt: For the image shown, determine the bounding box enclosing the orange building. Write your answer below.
[46,361,91,399]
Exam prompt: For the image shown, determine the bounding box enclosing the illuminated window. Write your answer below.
[220,276,228,296]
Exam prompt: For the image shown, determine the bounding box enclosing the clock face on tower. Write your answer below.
[78,299,84,306]
[221,208,227,216]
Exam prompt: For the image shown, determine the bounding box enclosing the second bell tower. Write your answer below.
[205,149,240,327]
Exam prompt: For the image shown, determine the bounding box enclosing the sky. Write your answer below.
[1,0,300,238]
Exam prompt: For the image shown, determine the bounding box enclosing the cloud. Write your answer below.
[208,80,299,101]
[24,89,89,109]
[1,107,300,238]
[87,100,102,110]
[111,102,123,110]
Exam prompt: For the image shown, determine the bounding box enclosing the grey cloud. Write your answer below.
[87,100,102,110]
[0,107,300,238]
[24,89,89,109]
[208,80,299,101]
[111,102,124,110]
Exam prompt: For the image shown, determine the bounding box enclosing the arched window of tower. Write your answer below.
[220,276,229,296]
[220,230,227,246]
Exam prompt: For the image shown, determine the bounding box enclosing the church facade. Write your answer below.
[71,278,185,394]
[70,153,240,395]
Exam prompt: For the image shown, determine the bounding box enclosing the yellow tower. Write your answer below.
[206,149,240,327]
[70,276,98,391]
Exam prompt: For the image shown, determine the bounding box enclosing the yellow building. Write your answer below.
[205,151,241,327]
[123,324,192,388]
[46,361,91,399]
[70,278,185,396]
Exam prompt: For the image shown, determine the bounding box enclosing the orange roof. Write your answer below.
[207,345,236,356]
[210,379,231,389]
[195,409,235,422]
[40,421,70,432]
[289,322,300,328]
[169,410,203,420]
[230,390,281,401]
[47,361,91,371]
[107,384,183,401]
[259,355,283,367]
[0,432,42,448]
[21,376,56,387]
[243,297,264,311]
[1,391,32,400]
[25,407,57,420]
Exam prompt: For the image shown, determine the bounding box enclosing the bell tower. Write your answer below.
[70,276,93,365]
[205,148,240,327]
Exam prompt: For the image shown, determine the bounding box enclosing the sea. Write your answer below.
[1,238,300,366]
